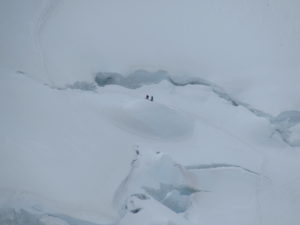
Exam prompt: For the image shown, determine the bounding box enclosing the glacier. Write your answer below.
[1,1,300,224]
[94,69,300,146]
[1,68,300,225]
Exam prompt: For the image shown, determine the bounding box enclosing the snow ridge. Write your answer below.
[95,69,300,146]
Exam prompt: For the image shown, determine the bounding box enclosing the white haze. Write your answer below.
[1,1,299,81]
[1,0,300,114]
[1,1,300,224]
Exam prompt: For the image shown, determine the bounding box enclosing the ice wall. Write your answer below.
[113,150,200,216]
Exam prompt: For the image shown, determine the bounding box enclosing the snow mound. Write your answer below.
[113,150,199,217]
[110,100,194,140]
[271,110,300,146]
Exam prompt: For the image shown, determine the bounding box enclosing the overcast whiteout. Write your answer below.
[1,1,300,225]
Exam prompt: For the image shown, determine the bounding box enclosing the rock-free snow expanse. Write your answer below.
[1,69,300,225]
[1,0,300,224]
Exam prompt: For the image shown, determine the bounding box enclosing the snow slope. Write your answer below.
[1,0,300,112]
[1,68,300,224]
[1,0,300,224]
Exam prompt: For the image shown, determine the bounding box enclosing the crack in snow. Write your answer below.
[94,70,300,147]
[185,163,261,176]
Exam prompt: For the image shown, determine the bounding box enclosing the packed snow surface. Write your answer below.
[1,69,300,225]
